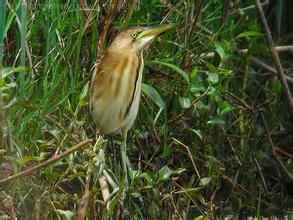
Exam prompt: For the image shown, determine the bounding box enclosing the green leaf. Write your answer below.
[56,209,75,220]
[150,60,189,84]
[236,31,262,39]
[193,215,206,220]
[218,101,234,115]
[205,61,217,73]
[79,81,89,104]
[0,149,7,155]
[4,97,38,111]
[129,169,142,181]
[163,144,171,158]
[214,41,226,61]
[130,192,142,198]
[207,117,225,125]
[207,72,219,85]
[190,80,205,93]
[196,100,209,111]
[158,166,185,182]
[200,177,211,186]
[179,96,191,108]
[1,67,27,79]
[189,129,203,140]
[158,166,173,181]
[142,83,165,109]
[190,67,198,79]
[17,152,48,165]
[140,171,156,184]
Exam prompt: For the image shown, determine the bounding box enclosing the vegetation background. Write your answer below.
[0,0,292,219]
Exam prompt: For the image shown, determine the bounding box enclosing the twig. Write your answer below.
[252,57,277,73]
[168,86,210,124]
[79,0,90,19]
[77,185,91,220]
[171,137,201,182]
[238,0,270,12]
[220,0,231,26]
[220,126,242,166]
[172,180,205,215]
[77,140,97,220]
[182,1,203,69]
[251,57,293,83]
[196,23,213,35]
[275,147,293,159]
[255,0,293,114]
[0,139,93,185]
[97,0,120,57]
[260,113,293,181]
[221,174,250,195]
[204,46,293,58]
[224,92,255,112]
[222,173,276,207]
[41,114,79,144]
[254,158,268,194]
[147,66,173,79]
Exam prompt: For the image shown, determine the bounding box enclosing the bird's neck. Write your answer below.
[108,47,143,59]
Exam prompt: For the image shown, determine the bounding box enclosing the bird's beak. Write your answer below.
[136,24,175,40]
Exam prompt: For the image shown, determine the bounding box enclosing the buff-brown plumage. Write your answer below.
[89,24,173,182]
[89,25,174,140]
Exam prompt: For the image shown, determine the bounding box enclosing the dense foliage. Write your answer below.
[1,0,292,219]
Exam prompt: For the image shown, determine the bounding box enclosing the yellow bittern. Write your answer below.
[89,24,174,180]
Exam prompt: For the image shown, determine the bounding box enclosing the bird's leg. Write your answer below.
[95,129,101,140]
[120,137,128,185]
[120,130,130,186]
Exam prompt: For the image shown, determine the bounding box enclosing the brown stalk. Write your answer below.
[255,0,293,114]
[182,0,203,69]
[0,139,93,185]
[251,57,293,83]
[77,145,96,220]
[79,0,90,19]
[260,113,293,181]
[97,0,121,57]
[205,46,293,58]
[168,86,210,124]
[171,137,201,181]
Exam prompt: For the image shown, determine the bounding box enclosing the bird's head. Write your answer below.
[108,24,174,54]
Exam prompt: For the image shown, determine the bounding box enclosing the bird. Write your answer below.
[89,24,174,181]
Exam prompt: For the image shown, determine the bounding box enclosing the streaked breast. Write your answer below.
[89,51,141,135]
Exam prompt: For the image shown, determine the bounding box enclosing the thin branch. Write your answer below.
[171,137,201,182]
[238,0,270,12]
[251,57,293,83]
[221,173,274,207]
[275,147,293,159]
[97,0,120,57]
[79,0,90,19]
[204,46,293,58]
[0,139,93,185]
[77,140,95,220]
[254,158,269,195]
[220,126,242,166]
[224,92,255,112]
[168,86,210,124]
[221,174,250,194]
[147,66,173,79]
[255,0,293,113]
[260,113,293,181]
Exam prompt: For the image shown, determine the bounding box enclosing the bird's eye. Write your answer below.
[131,32,138,39]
